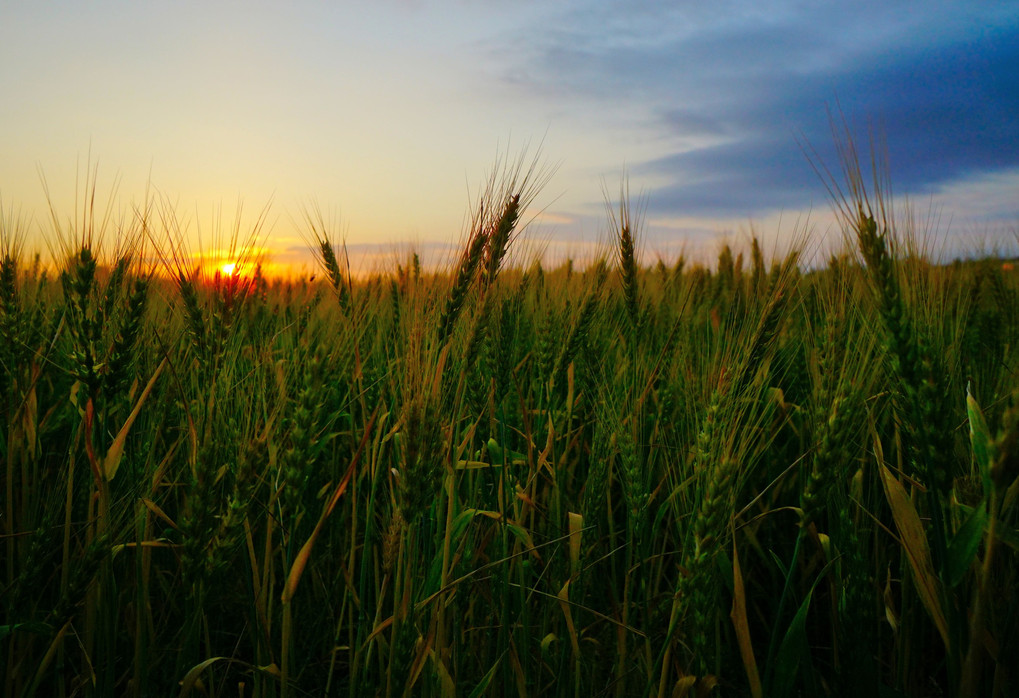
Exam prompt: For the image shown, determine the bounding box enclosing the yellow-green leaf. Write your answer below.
[967,392,993,496]
[178,656,226,698]
[486,438,527,466]
[540,633,557,658]
[878,461,950,649]
[567,512,583,576]
[104,358,166,480]
[730,542,762,698]
[557,581,580,657]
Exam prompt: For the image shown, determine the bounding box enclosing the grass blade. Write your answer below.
[877,459,950,650]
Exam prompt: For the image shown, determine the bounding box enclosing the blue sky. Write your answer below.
[1,0,1017,271]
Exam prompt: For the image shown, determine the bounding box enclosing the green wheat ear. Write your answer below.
[438,204,488,345]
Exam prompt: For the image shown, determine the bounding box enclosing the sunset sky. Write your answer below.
[2,1,1017,273]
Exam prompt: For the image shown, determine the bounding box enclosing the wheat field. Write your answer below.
[2,150,1018,697]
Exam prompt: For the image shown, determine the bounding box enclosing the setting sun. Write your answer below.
[219,262,237,276]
